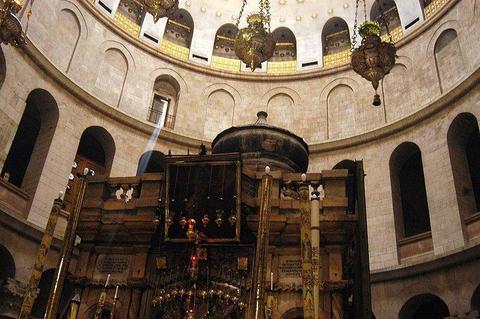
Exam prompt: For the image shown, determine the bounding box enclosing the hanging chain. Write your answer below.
[235,0,248,27]
[351,0,360,49]
[363,0,367,24]
[263,0,271,32]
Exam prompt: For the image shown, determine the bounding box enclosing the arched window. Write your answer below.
[115,0,145,36]
[63,126,115,211]
[0,245,15,286]
[148,75,180,129]
[163,9,194,49]
[1,90,59,196]
[322,17,351,68]
[213,24,239,59]
[448,113,480,215]
[472,284,480,313]
[434,29,464,93]
[390,142,431,238]
[399,294,450,319]
[137,151,166,175]
[271,27,296,62]
[334,160,357,214]
[370,0,403,42]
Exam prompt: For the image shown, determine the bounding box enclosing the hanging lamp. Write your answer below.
[143,0,178,22]
[234,0,275,71]
[351,0,396,106]
[0,0,26,46]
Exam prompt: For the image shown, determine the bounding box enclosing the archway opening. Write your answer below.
[322,17,351,67]
[148,75,180,128]
[399,294,450,319]
[137,151,166,175]
[390,142,431,239]
[1,89,59,196]
[213,24,239,59]
[0,245,15,286]
[271,27,296,62]
[163,9,194,49]
[471,283,480,313]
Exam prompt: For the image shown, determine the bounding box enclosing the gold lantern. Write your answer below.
[143,0,178,22]
[351,0,397,106]
[0,0,25,46]
[234,0,275,71]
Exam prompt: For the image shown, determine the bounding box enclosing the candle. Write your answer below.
[270,272,273,290]
[105,274,110,287]
[114,285,119,299]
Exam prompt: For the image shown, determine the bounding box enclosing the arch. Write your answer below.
[271,27,296,62]
[1,89,59,199]
[327,84,355,139]
[319,77,359,103]
[0,245,15,284]
[267,93,295,132]
[399,293,450,319]
[261,87,301,108]
[472,283,480,312]
[148,74,181,128]
[383,64,412,122]
[163,9,194,48]
[212,23,239,59]
[280,307,303,319]
[322,17,351,66]
[390,142,431,239]
[0,45,5,90]
[433,28,464,93]
[137,150,166,175]
[333,160,357,214]
[57,8,81,73]
[204,89,236,140]
[447,113,480,220]
[95,47,128,107]
[370,0,402,36]
[63,126,115,211]
[59,0,89,39]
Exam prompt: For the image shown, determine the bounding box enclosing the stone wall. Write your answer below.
[0,0,479,317]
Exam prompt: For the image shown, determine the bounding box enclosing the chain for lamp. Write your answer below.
[235,0,247,27]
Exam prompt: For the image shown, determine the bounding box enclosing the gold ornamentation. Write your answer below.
[0,0,25,46]
[234,13,275,71]
[143,0,178,22]
[351,21,396,106]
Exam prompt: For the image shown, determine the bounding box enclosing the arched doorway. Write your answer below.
[472,283,480,313]
[399,294,450,319]
[137,151,166,175]
[0,245,15,286]
[63,126,115,212]
[281,307,304,319]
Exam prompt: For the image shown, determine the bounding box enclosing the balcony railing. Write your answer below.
[164,114,175,129]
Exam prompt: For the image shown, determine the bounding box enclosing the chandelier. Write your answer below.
[234,0,275,71]
[351,0,396,106]
[0,0,26,46]
[143,0,178,22]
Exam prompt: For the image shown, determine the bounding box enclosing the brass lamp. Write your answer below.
[350,0,397,106]
[143,0,178,22]
[0,0,25,46]
[234,0,275,71]
[351,20,396,106]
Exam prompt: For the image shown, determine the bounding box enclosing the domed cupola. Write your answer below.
[211,111,309,173]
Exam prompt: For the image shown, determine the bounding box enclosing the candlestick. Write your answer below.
[105,274,110,287]
[270,272,273,291]
[114,285,119,299]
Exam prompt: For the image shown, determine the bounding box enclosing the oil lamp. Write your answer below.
[351,0,397,106]
[143,0,178,22]
[0,0,26,46]
[234,0,275,71]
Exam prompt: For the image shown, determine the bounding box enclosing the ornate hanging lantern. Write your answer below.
[234,0,275,71]
[351,0,396,106]
[143,0,178,22]
[0,0,26,46]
